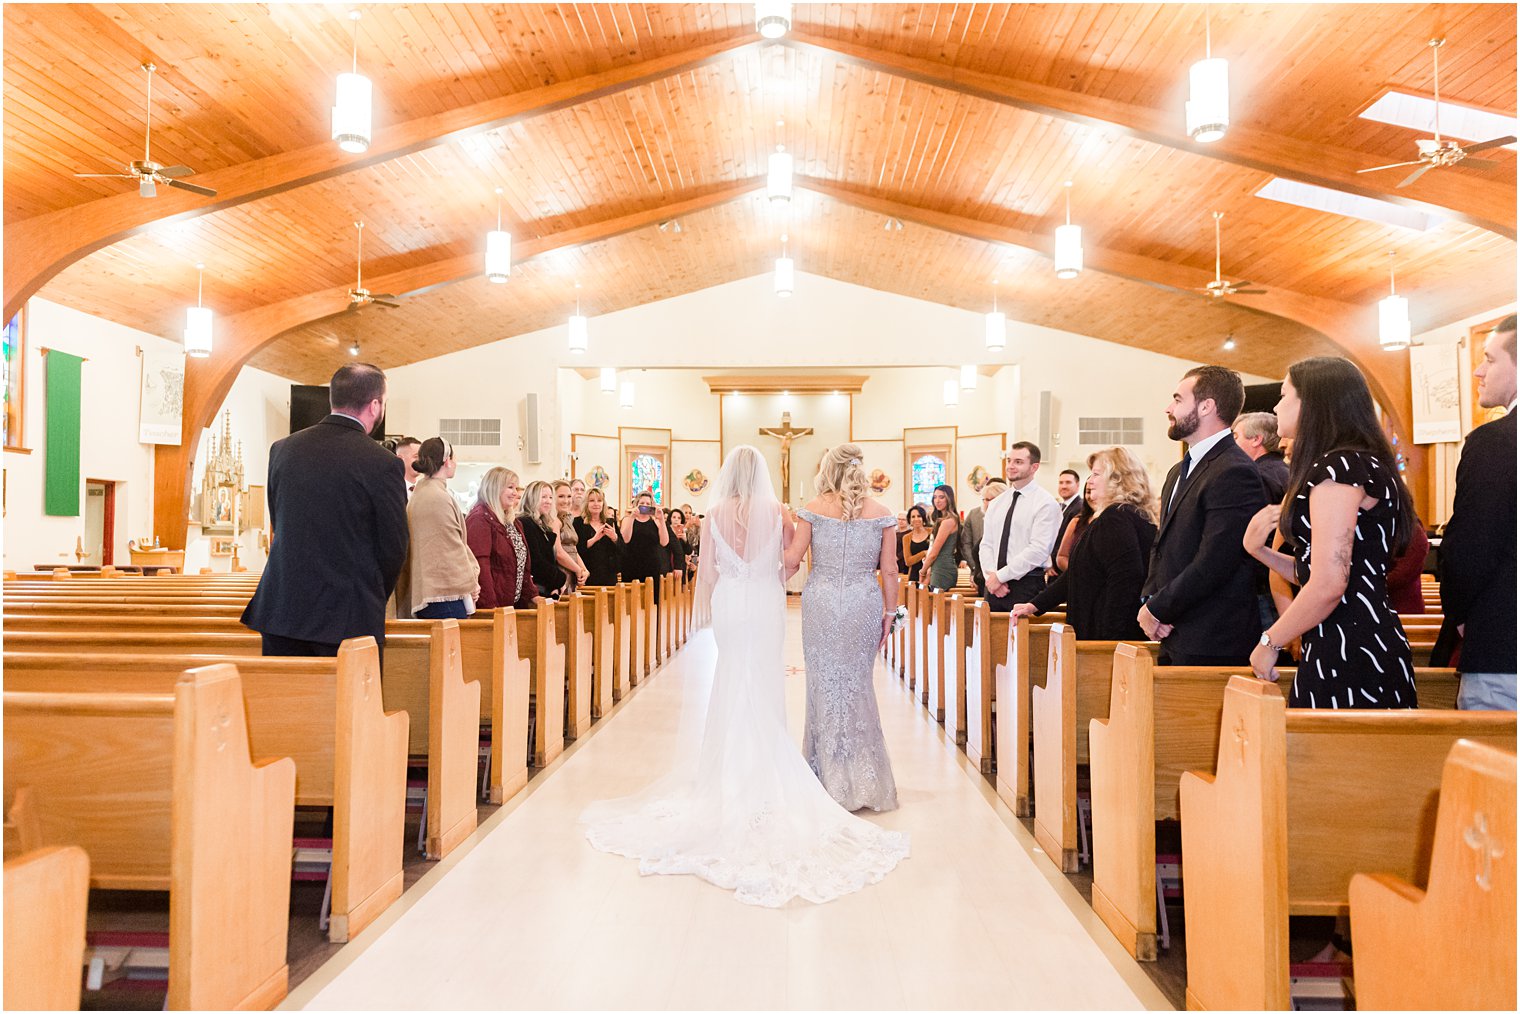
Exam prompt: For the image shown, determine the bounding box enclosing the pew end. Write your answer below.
[4,845,90,1011]
[426,621,482,860]
[1350,740,1517,1011]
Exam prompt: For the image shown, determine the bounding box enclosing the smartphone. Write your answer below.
[638,505,655,516]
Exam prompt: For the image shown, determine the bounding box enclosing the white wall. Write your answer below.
[384,271,1273,505]
[2,297,293,574]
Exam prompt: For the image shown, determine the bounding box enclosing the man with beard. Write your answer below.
[1138,365,1266,665]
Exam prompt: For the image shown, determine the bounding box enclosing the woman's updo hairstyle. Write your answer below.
[815,443,870,521]
[415,437,451,477]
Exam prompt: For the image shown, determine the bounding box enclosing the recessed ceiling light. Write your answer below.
[1222,335,1236,352]
[1361,91,1518,151]
[1254,178,1445,232]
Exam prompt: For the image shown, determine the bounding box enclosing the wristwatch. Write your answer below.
[1259,631,1286,653]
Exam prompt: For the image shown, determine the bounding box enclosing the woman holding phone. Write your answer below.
[619,489,670,603]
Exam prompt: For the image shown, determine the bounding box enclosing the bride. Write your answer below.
[583,445,909,907]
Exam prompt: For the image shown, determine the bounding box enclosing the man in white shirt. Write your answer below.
[979,441,1063,613]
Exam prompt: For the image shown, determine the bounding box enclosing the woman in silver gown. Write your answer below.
[784,443,902,812]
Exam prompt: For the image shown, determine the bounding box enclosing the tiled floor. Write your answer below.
[286,605,1171,1011]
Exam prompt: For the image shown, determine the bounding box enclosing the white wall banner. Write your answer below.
[1409,344,1462,444]
[138,346,185,445]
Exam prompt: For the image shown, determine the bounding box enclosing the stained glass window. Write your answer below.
[911,454,946,507]
[630,454,663,505]
[3,311,22,449]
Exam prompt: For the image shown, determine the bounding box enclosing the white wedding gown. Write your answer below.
[583,448,909,907]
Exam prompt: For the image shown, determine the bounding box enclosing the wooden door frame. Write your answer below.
[84,478,117,565]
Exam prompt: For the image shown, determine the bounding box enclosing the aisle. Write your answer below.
[287,604,1169,1011]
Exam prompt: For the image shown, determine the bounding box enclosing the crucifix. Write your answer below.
[758,411,813,502]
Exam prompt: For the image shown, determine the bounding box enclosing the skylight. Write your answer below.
[1254,178,1445,232]
[1361,91,1518,150]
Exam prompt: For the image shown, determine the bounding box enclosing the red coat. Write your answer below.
[465,503,536,610]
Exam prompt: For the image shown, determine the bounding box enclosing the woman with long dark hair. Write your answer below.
[920,483,961,591]
[1243,357,1418,708]
[901,504,930,584]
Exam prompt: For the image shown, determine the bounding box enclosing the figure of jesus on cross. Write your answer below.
[758,411,813,503]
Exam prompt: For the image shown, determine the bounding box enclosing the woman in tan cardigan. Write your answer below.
[405,437,480,619]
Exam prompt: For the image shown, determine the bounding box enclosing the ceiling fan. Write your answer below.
[1357,39,1516,188]
[1197,211,1266,300]
[73,63,217,198]
[346,221,401,310]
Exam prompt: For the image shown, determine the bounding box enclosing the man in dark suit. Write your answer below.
[1138,365,1267,666]
[242,363,409,657]
[1231,411,1290,504]
[1437,314,1517,710]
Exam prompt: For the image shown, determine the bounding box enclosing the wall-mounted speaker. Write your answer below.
[521,393,542,465]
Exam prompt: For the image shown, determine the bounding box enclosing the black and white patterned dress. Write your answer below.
[1287,450,1416,709]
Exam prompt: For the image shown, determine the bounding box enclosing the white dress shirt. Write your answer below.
[978,479,1063,584]
[1167,427,1233,513]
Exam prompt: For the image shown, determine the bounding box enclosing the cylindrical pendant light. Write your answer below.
[1054,181,1084,279]
[183,262,212,358]
[960,364,978,390]
[567,285,588,354]
[600,367,617,393]
[485,187,511,283]
[985,280,1006,351]
[619,381,636,409]
[943,379,960,407]
[774,234,794,298]
[1379,251,1412,352]
[1185,9,1229,143]
[767,145,793,204]
[755,0,792,39]
[331,11,372,154]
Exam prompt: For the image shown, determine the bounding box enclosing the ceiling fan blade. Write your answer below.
[373,300,401,309]
[156,164,195,178]
[1229,280,1253,288]
[367,292,397,301]
[1234,289,1268,295]
[1462,135,1517,155]
[73,172,135,178]
[162,177,217,197]
[1358,159,1425,173]
[1456,158,1501,171]
[1398,162,1437,188]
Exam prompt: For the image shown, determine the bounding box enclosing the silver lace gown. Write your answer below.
[797,509,901,812]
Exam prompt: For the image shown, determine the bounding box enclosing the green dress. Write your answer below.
[928,519,960,591]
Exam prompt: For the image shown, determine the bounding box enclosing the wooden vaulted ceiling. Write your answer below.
[5,2,1516,391]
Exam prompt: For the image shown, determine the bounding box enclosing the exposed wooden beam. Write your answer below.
[786,33,1516,241]
[5,32,760,323]
[152,178,763,547]
[796,176,1429,514]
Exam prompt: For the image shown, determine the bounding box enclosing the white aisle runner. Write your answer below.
[289,604,1167,1011]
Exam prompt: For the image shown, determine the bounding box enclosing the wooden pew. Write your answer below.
[1350,739,1516,1011]
[901,581,919,691]
[923,589,945,718]
[640,577,656,678]
[558,595,594,740]
[513,606,566,767]
[4,846,90,1011]
[4,626,480,863]
[993,617,1055,817]
[582,586,616,719]
[5,665,296,1010]
[1031,626,1157,873]
[938,593,967,740]
[963,602,1005,773]
[1179,677,1515,1011]
[1087,647,1460,962]
[610,583,633,701]
[5,639,409,943]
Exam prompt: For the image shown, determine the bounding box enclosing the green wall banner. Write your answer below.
[44,349,83,516]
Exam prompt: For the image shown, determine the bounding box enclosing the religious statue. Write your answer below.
[758,411,813,501]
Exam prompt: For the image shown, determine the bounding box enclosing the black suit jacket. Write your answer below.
[242,415,409,645]
[1142,436,1267,660]
[1435,410,1516,674]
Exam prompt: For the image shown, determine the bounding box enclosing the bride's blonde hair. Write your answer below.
[815,443,870,521]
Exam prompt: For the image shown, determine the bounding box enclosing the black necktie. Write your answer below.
[1167,454,1192,516]
[995,491,1021,570]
